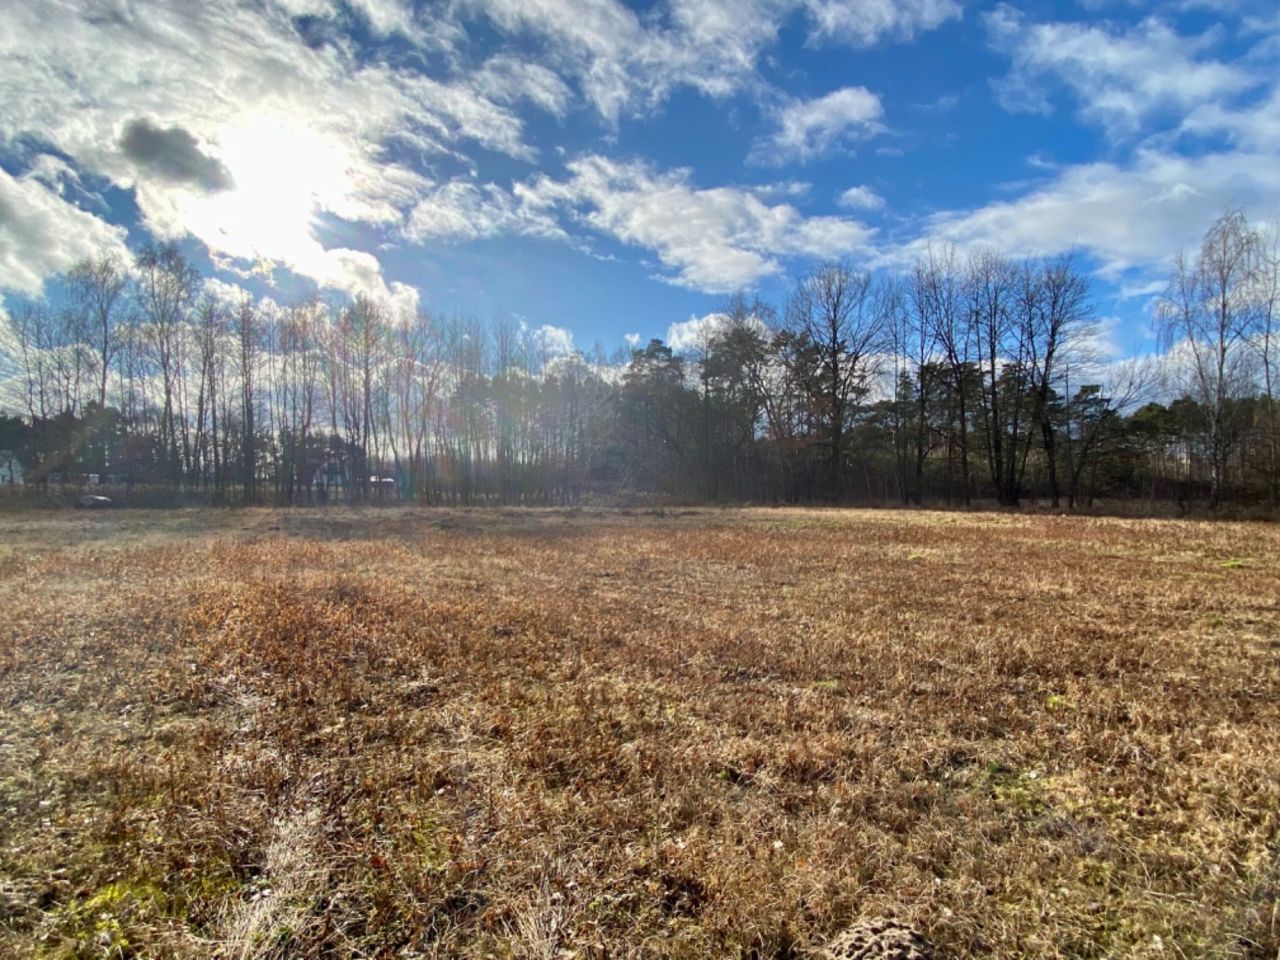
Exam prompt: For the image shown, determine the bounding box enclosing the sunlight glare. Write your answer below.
[182,114,355,277]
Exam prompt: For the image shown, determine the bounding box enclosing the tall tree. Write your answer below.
[966,249,1024,505]
[135,244,198,485]
[236,299,259,503]
[1025,256,1093,507]
[785,262,886,498]
[1158,210,1263,508]
[919,246,973,503]
[66,252,129,410]
[1253,225,1280,506]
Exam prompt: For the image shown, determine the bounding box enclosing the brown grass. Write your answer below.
[0,506,1277,958]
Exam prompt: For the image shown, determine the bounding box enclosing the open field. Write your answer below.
[0,507,1278,959]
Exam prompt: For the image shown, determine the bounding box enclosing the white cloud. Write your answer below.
[201,276,254,307]
[624,332,642,346]
[345,0,420,39]
[317,249,420,320]
[667,309,771,350]
[522,155,876,292]
[0,0,966,308]
[801,0,962,46]
[750,181,812,201]
[473,54,574,118]
[1084,314,1126,362]
[22,154,96,201]
[838,185,886,211]
[668,312,728,351]
[0,166,129,296]
[915,92,960,114]
[986,5,1258,136]
[1181,85,1280,150]
[456,0,652,122]
[459,0,958,123]
[892,146,1280,278]
[403,180,564,243]
[753,87,884,164]
[532,323,575,357]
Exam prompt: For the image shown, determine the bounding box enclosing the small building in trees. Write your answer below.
[369,475,400,501]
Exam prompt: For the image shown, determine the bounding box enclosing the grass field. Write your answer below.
[0,507,1277,959]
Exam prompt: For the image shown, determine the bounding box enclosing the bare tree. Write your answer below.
[1025,254,1094,508]
[906,251,953,503]
[786,262,886,498]
[1253,224,1280,506]
[13,303,54,423]
[966,248,1023,505]
[918,245,972,503]
[66,252,129,410]
[237,299,259,502]
[135,244,198,485]
[192,295,228,492]
[1158,210,1262,508]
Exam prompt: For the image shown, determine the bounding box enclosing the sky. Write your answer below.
[1,0,1279,360]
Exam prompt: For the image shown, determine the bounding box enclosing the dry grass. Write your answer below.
[0,506,1277,958]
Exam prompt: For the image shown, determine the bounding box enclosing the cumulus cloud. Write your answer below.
[0,167,129,296]
[985,5,1258,136]
[752,87,884,164]
[119,118,234,192]
[200,276,255,308]
[521,155,876,292]
[22,154,96,201]
[668,313,726,351]
[315,248,421,320]
[837,185,886,211]
[666,308,771,351]
[531,323,575,357]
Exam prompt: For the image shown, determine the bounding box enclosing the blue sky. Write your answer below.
[2,0,1279,359]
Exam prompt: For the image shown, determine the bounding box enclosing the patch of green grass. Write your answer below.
[53,878,170,956]
[985,763,1048,817]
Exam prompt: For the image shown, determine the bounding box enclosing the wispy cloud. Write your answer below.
[752,87,885,164]
[889,145,1280,279]
[985,4,1258,137]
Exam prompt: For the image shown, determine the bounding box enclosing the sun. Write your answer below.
[181,113,356,278]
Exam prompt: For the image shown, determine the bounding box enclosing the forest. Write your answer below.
[2,210,1278,511]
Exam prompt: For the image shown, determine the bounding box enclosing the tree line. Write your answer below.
[1,211,1277,511]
